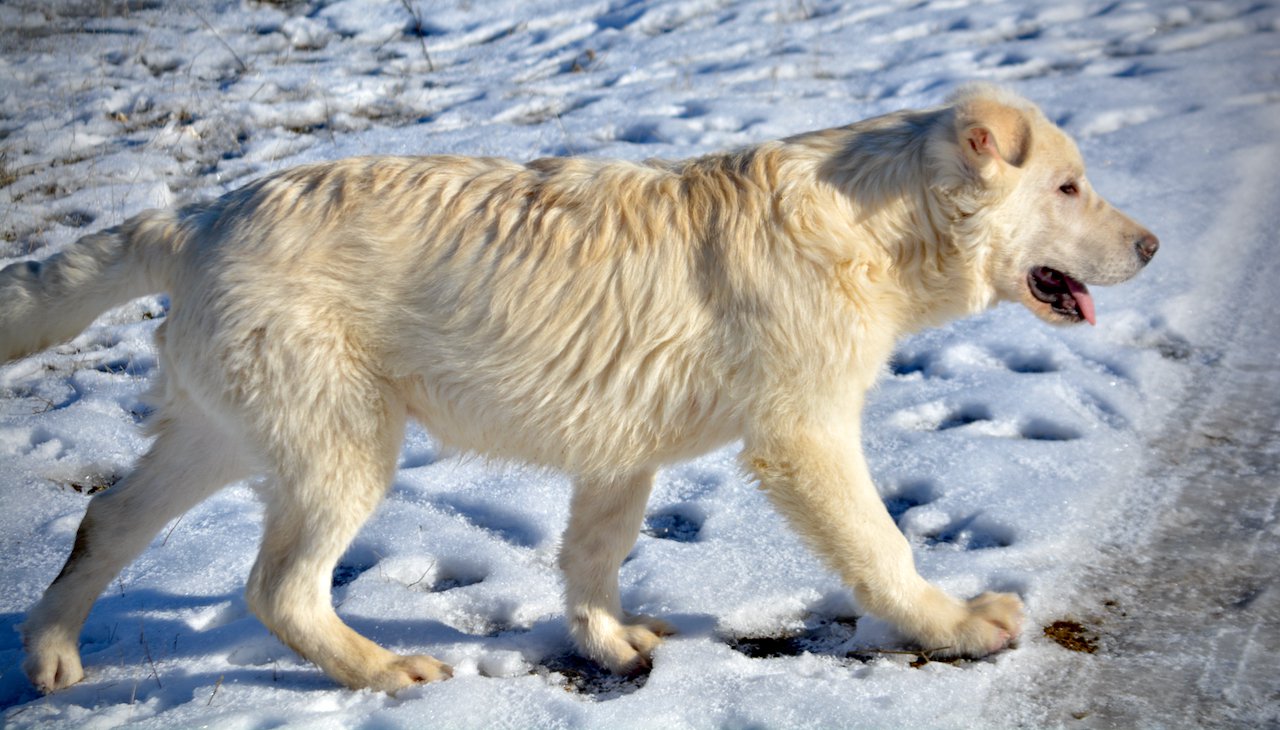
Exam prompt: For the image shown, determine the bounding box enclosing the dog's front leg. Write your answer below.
[745,417,1022,657]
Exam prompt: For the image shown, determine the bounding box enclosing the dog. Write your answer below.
[1,83,1157,694]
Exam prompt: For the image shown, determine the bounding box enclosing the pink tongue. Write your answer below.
[1065,277,1096,325]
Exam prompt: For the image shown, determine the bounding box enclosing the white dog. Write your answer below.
[1,84,1156,693]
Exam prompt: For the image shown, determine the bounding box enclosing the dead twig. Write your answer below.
[405,559,436,589]
[207,674,224,706]
[856,646,955,668]
[160,514,184,546]
[193,9,248,74]
[555,113,578,157]
[139,623,163,688]
[399,0,435,72]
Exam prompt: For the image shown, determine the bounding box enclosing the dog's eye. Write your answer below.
[1058,182,1079,196]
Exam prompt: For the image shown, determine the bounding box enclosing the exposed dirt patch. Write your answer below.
[726,614,860,661]
[66,474,122,495]
[535,653,648,700]
[1043,620,1099,653]
[726,614,982,669]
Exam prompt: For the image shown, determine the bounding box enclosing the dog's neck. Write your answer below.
[667,124,999,341]
[782,117,1000,332]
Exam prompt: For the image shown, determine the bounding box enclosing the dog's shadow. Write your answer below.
[0,592,715,710]
[0,588,504,711]
[2,593,736,713]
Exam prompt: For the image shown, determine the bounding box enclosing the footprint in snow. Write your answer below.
[886,482,1015,551]
[642,504,704,543]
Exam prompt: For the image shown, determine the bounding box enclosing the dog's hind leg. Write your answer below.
[243,388,450,693]
[21,399,252,693]
[560,469,674,674]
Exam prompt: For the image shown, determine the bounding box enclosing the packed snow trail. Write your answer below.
[1075,261,1280,727]
[1016,78,1280,729]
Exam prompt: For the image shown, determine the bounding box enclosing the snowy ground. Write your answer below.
[1,0,1278,727]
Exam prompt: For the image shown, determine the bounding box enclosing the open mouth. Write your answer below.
[1027,266,1096,325]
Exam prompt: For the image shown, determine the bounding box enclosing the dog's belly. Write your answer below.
[399,364,741,475]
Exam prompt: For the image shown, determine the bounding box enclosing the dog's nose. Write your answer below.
[1134,232,1159,264]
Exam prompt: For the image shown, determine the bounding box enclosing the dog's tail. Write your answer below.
[0,209,185,363]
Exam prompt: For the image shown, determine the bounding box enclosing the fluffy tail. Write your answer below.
[0,209,182,363]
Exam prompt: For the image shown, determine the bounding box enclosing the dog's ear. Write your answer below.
[958,97,1031,171]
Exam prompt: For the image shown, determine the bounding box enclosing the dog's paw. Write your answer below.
[933,591,1023,658]
[371,653,453,693]
[572,611,676,674]
[23,639,85,693]
[625,613,677,640]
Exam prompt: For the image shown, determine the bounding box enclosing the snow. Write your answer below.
[2,0,1278,727]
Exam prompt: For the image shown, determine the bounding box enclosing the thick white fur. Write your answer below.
[2,84,1155,694]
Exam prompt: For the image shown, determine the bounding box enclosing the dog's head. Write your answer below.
[945,85,1158,326]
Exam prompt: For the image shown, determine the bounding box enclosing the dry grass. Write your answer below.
[0,151,15,189]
